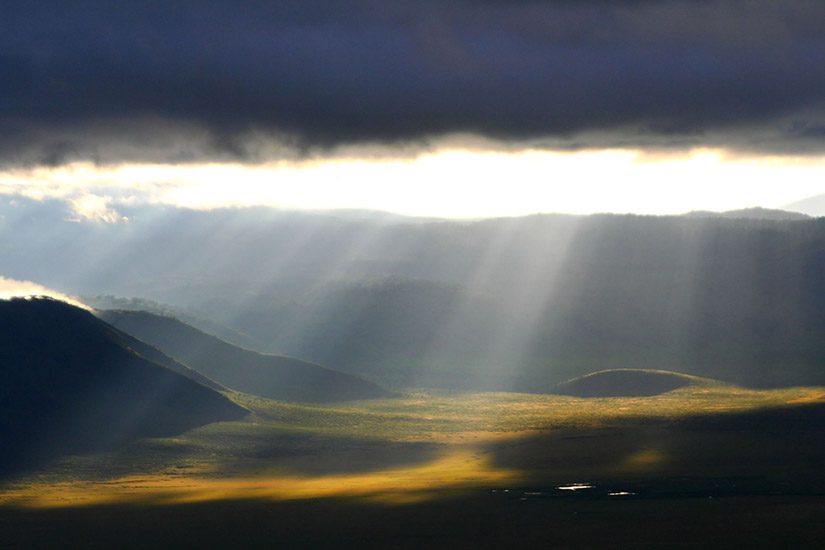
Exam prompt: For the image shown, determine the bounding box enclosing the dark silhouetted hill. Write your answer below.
[555,369,713,397]
[0,298,247,471]
[97,310,389,402]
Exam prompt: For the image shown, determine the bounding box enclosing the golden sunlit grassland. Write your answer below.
[3,382,825,510]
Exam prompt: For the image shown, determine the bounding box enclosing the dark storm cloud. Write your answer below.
[2,0,825,164]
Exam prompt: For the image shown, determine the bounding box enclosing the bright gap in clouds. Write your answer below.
[2,148,824,220]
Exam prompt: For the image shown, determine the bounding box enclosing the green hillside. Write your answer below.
[555,369,717,397]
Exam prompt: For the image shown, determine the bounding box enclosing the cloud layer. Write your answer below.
[2,1,825,164]
[0,276,88,309]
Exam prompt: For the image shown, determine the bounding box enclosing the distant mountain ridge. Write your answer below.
[0,298,247,471]
[683,207,810,221]
[785,194,825,217]
[97,310,390,402]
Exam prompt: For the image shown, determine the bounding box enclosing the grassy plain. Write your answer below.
[4,383,825,547]
[3,383,825,509]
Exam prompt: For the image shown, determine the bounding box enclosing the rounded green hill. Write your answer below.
[555,368,718,397]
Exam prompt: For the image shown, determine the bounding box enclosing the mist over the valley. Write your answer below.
[4,196,825,391]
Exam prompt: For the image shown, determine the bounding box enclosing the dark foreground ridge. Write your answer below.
[97,309,390,402]
[3,493,825,549]
[0,298,247,472]
[554,368,712,397]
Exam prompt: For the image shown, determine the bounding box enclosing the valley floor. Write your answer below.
[3,384,825,547]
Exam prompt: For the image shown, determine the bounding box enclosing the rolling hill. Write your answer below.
[554,369,715,397]
[96,310,390,402]
[0,298,247,470]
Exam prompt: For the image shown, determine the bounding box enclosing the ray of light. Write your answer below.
[414,215,583,390]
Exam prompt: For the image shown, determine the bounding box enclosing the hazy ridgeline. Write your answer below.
[3,197,825,390]
[96,309,389,403]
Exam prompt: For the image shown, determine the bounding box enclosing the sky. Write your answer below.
[1,1,824,219]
